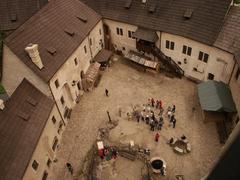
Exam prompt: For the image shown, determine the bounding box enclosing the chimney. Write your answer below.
[25,43,44,69]
[0,99,5,110]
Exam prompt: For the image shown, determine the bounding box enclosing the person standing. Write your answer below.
[172,104,176,113]
[66,162,73,175]
[170,114,175,123]
[172,118,176,128]
[151,98,155,107]
[105,88,109,97]
[156,100,159,109]
[159,100,163,109]
[155,132,160,142]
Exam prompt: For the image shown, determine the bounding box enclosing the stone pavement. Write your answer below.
[49,57,222,180]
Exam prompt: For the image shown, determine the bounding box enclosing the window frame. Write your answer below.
[84,45,87,54]
[74,58,78,66]
[52,137,58,152]
[60,96,65,105]
[170,41,175,50]
[32,160,39,171]
[52,116,56,124]
[54,79,59,89]
[166,40,170,49]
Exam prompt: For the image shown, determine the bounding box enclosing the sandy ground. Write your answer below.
[49,56,222,180]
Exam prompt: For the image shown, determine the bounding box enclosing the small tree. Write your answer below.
[234,0,240,4]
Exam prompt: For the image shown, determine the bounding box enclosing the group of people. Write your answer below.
[98,146,118,161]
[130,98,177,142]
[166,105,177,128]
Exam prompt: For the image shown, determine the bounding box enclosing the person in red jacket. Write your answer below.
[155,132,160,142]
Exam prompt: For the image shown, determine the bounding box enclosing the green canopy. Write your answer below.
[197,81,236,112]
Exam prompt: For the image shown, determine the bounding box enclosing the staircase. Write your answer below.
[137,43,184,78]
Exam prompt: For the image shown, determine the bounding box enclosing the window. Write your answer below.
[52,116,56,124]
[42,171,48,180]
[182,45,187,54]
[58,122,63,134]
[99,29,102,35]
[84,45,87,54]
[166,40,170,49]
[52,137,58,151]
[170,42,174,50]
[182,45,192,56]
[122,47,126,51]
[128,30,132,38]
[187,47,192,56]
[60,96,65,105]
[166,40,174,50]
[203,53,209,63]
[47,159,52,167]
[208,73,215,80]
[198,51,209,63]
[235,68,240,80]
[116,27,123,36]
[128,30,135,39]
[32,160,39,171]
[54,79,59,88]
[74,58,78,66]
[89,38,92,46]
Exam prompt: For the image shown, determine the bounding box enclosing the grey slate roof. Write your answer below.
[0,78,54,180]
[0,0,48,31]
[81,0,232,45]
[4,0,101,82]
[214,6,240,54]
[198,81,236,113]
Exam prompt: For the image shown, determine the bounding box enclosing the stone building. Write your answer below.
[81,0,240,129]
[2,0,106,122]
[0,78,63,180]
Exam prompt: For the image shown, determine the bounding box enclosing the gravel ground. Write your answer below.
[48,56,222,180]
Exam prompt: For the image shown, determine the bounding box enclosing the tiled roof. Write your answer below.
[4,0,101,82]
[214,6,240,54]
[0,0,48,31]
[0,78,54,180]
[81,0,231,45]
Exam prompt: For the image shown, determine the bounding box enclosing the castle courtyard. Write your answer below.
[49,56,222,180]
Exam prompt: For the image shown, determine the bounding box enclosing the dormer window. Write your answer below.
[46,47,57,56]
[64,28,75,36]
[10,13,17,22]
[76,14,87,23]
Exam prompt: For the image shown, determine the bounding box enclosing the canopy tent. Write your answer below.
[132,27,158,43]
[197,81,236,113]
[93,49,112,63]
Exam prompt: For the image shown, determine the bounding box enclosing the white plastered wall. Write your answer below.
[103,19,138,55]
[49,20,104,121]
[2,45,51,96]
[22,105,64,180]
[160,32,235,83]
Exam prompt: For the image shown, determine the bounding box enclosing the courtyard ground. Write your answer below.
[49,56,223,180]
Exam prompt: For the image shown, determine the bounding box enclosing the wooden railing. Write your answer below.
[136,42,184,78]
